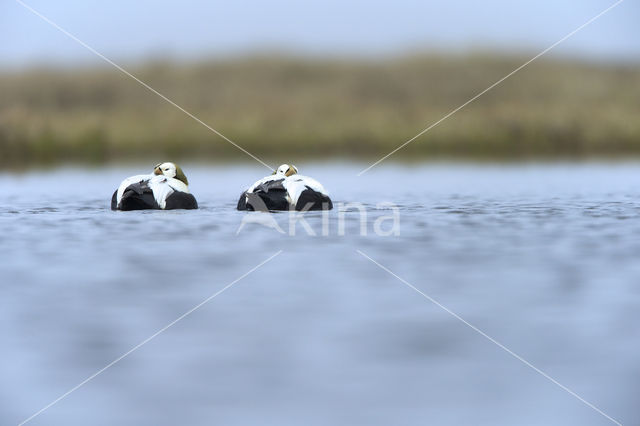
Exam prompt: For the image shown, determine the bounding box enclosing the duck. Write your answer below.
[111,162,198,210]
[237,164,333,211]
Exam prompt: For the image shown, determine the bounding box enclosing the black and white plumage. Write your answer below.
[111,162,198,211]
[237,164,333,211]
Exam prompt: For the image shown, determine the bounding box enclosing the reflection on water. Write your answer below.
[1,163,639,426]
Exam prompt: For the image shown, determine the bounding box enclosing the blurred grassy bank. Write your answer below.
[1,54,639,166]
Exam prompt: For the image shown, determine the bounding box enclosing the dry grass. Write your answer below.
[1,53,639,166]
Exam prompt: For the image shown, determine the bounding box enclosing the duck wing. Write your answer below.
[147,176,194,209]
[283,175,332,211]
[118,179,159,210]
[238,177,290,211]
[115,174,152,206]
[112,174,155,210]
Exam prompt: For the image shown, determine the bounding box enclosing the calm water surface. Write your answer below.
[1,163,639,426]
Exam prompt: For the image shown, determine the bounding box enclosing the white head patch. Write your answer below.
[154,162,177,179]
[275,164,298,177]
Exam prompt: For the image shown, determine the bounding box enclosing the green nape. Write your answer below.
[174,165,189,185]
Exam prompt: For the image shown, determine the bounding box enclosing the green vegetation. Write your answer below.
[1,54,639,166]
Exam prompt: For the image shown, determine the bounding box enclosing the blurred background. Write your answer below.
[1,0,639,167]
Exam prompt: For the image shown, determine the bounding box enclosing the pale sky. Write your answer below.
[1,0,638,67]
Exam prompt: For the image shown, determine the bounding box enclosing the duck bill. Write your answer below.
[154,167,162,175]
[285,166,297,177]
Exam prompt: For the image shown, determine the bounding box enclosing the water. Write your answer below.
[1,163,639,426]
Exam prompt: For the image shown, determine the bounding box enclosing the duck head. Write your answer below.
[273,164,298,177]
[154,162,189,185]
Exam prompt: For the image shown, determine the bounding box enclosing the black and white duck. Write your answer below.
[237,164,332,211]
[111,162,198,211]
